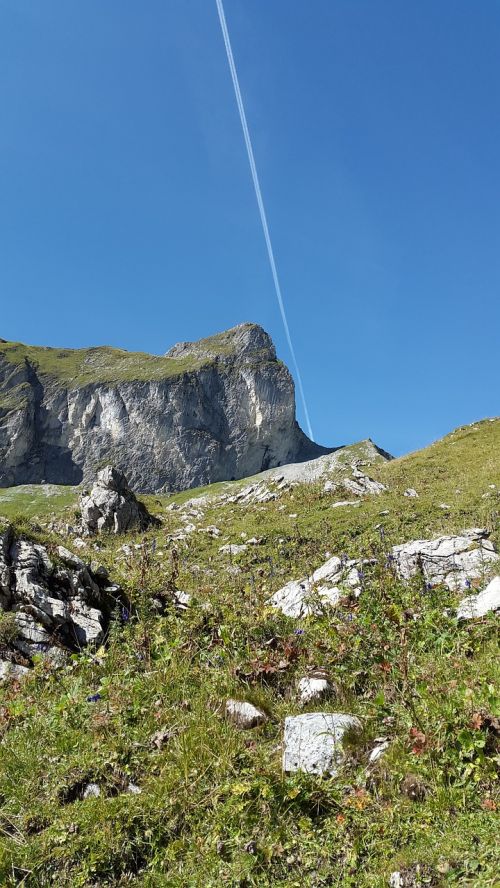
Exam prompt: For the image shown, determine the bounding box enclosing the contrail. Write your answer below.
[215,0,314,441]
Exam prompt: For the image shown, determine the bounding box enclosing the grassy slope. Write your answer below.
[0,325,258,388]
[0,419,498,886]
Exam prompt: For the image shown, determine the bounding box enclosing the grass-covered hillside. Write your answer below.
[0,419,499,886]
[0,324,274,390]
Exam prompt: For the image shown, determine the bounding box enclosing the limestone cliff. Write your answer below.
[0,323,328,492]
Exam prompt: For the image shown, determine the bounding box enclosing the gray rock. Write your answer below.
[0,324,327,493]
[56,546,86,571]
[0,660,30,683]
[330,500,360,509]
[225,699,267,729]
[270,555,364,618]
[283,712,362,775]
[457,576,500,619]
[343,466,387,497]
[297,676,331,705]
[80,466,155,535]
[0,524,123,668]
[219,543,248,556]
[368,738,390,764]
[391,528,499,591]
[82,783,101,799]
[403,488,419,498]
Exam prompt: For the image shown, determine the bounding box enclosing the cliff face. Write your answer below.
[0,324,327,492]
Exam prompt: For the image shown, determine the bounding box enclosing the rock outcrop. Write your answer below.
[391,528,499,591]
[270,554,366,618]
[0,520,124,678]
[0,323,328,493]
[80,466,156,535]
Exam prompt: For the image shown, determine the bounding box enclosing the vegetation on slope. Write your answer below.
[0,324,268,389]
[0,419,498,886]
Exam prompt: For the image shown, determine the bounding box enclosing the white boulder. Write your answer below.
[283,712,362,775]
[297,676,331,705]
[457,576,500,620]
[225,699,267,729]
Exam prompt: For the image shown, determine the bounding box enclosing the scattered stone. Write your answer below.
[219,543,247,556]
[226,565,242,576]
[331,500,360,509]
[343,466,387,497]
[199,525,221,537]
[73,538,87,550]
[368,738,390,764]
[389,864,438,887]
[403,488,419,498]
[225,699,267,729]
[0,660,30,683]
[82,783,101,799]
[391,529,499,591]
[283,712,362,775]
[297,675,331,705]
[126,783,142,795]
[439,503,450,510]
[80,466,157,535]
[270,555,366,618]
[457,576,500,620]
[173,590,191,611]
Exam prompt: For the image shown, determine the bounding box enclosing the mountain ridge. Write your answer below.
[0,323,329,492]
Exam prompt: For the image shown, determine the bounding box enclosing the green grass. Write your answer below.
[0,419,498,885]
[0,325,272,390]
[0,485,78,520]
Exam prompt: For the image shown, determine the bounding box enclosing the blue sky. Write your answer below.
[1,1,499,456]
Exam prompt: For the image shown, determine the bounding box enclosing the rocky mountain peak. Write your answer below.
[0,323,328,492]
[164,322,276,363]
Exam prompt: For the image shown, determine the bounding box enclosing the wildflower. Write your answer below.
[86,693,102,703]
[121,606,130,623]
[464,579,471,589]
[294,628,304,636]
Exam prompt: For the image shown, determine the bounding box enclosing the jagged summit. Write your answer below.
[165,322,276,362]
[0,323,329,492]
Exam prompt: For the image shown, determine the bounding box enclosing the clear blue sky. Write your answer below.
[1,1,499,456]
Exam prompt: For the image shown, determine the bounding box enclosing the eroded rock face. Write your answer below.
[80,466,156,535]
[0,521,124,677]
[0,324,327,493]
[283,713,362,775]
[391,528,499,591]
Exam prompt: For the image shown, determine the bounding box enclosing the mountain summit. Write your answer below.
[0,323,328,492]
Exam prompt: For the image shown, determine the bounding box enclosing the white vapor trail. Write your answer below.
[215,0,314,441]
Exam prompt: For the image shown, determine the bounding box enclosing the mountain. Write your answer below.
[0,323,328,492]
[0,417,498,885]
